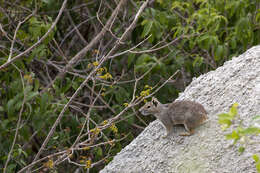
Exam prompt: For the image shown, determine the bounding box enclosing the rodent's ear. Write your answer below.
[152,99,158,107]
[152,97,160,107]
[152,97,160,103]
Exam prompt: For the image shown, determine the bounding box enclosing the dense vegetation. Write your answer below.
[0,0,259,172]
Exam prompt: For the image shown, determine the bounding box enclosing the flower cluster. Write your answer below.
[88,61,113,80]
[110,123,118,134]
[44,159,54,169]
[90,127,100,136]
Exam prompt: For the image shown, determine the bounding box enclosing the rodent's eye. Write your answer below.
[147,106,151,108]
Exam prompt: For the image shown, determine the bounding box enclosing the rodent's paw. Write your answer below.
[179,132,191,136]
[162,134,168,139]
[179,130,194,136]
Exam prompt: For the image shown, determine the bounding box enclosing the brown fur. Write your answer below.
[139,98,208,137]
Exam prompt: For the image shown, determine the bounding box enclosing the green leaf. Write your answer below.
[7,164,17,172]
[30,44,48,60]
[42,0,52,4]
[218,113,233,121]
[127,115,135,124]
[7,99,16,115]
[172,27,183,38]
[17,29,28,40]
[115,87,129,103]
[18,148,28,158]
[25,102,33,116]
[95,147,103,157]
[230,38,237,49]
[197,34,211,50]
[141,20,153,38]
[0,106,3,111]
[34,79,40,91]
[156,0,163,5]
[253,154,260,162]
[241,127,260,135]
[218,113,231,118]
[225,130,240,140]
[127,53,136,68]
[219,120,231,130]
[238,146,245,153]
[158,12,168,25]
[40,92,49,111]
[192,56,203,67]
[229,103,238,118]
[256,11,260,23]
[215,45,224,61]
[136,54,157,66]
[26,91,39,102]
[256,162,260,173]
[7,92,24,115]
[53,135,59,140]
[172,1,185,11]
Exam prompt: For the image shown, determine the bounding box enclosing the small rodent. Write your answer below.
[139,97,208,138]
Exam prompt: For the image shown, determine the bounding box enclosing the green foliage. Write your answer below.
[218,103,238,130]
[136,0,260,73]
[218,103,260,145]
[253,154,260,173]
[218,104,260,172]
[0,0,259,172]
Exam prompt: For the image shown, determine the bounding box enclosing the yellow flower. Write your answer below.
[97,67,104,74]
[102,120,108,125]
[99,73,113,80]
[83,146,90,150]
[140,89,150,97]
[80,156,87,159]
[123,103,129,107]
[92,61,99,66]
[110,123,118,134]
[85,160,91,169]
[44,159,54,169]
[144,85,152,89]
[90,127,100,135]
[80,159,85,163]
[87,63,92,68]
[24,74,33,84]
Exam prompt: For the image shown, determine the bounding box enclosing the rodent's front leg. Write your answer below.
[162,124,174,138]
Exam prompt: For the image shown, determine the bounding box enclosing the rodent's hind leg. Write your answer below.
[179,123,194,136]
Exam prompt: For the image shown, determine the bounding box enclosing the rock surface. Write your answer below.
[101,46,260,173]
